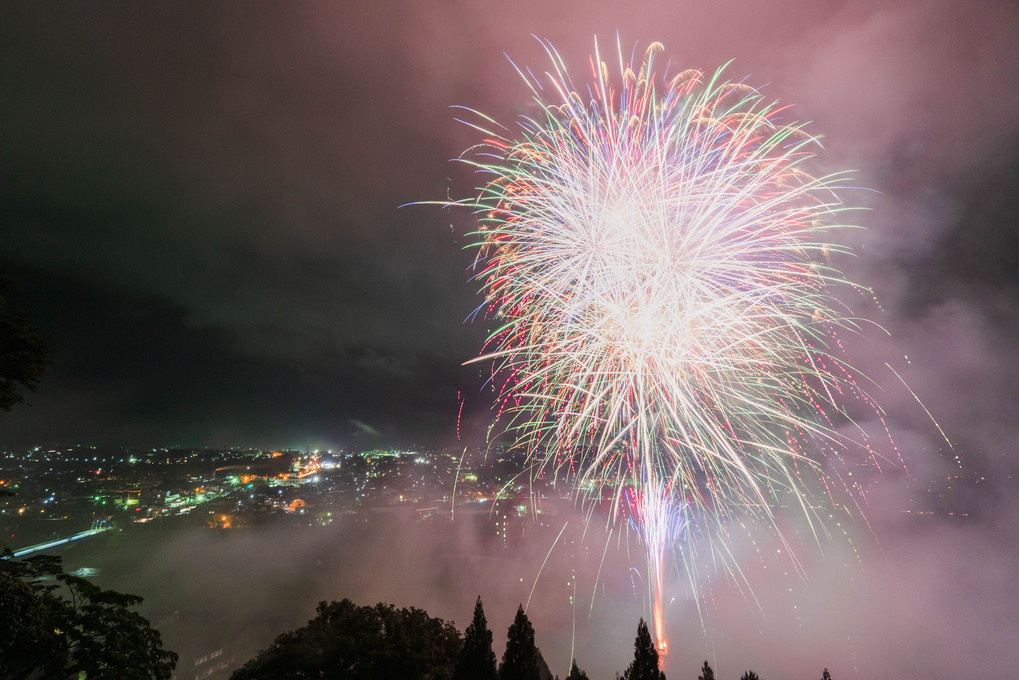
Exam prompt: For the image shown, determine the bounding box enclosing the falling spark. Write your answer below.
[448,36,896,653]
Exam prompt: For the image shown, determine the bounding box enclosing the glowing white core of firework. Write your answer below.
[454,38,876,655]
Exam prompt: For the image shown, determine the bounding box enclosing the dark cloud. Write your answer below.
[4,262,477,447]
[0,2,491,447]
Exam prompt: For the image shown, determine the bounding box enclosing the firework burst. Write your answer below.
[450,37,887,653]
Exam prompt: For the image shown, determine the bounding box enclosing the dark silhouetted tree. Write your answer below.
[500,605,541,680]
[698,660,715,680]
[621,618,665,680]
[567,658,590,680]
[537,648,554,680]
[0,266,51,412]
[820,669,832,680]
[739,672,760,680]
[230,599,461,680]
[454,596,497,680]
[0,551,177,679]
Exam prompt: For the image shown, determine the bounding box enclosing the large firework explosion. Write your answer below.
[452,37,892,654]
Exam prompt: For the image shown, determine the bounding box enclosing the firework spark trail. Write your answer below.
[450,37,893,654]
[627,481,689,657]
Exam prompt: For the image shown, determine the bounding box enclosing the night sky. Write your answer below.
[3,1,1019,677]
[1,1,1017,451]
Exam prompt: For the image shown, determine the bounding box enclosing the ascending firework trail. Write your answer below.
[447,37,892,655]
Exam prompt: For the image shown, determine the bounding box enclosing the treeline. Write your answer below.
[0,546,177,679]
[229,596,835,680]
[0,541,832,680]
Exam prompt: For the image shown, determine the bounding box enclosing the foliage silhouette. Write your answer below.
[621,618,665,680]
[0,550,177,680]
[566,658,590,680]
[0,265,51,412]
[230,599,461,680]
[500,604,541,680]
[453,596,497,680]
